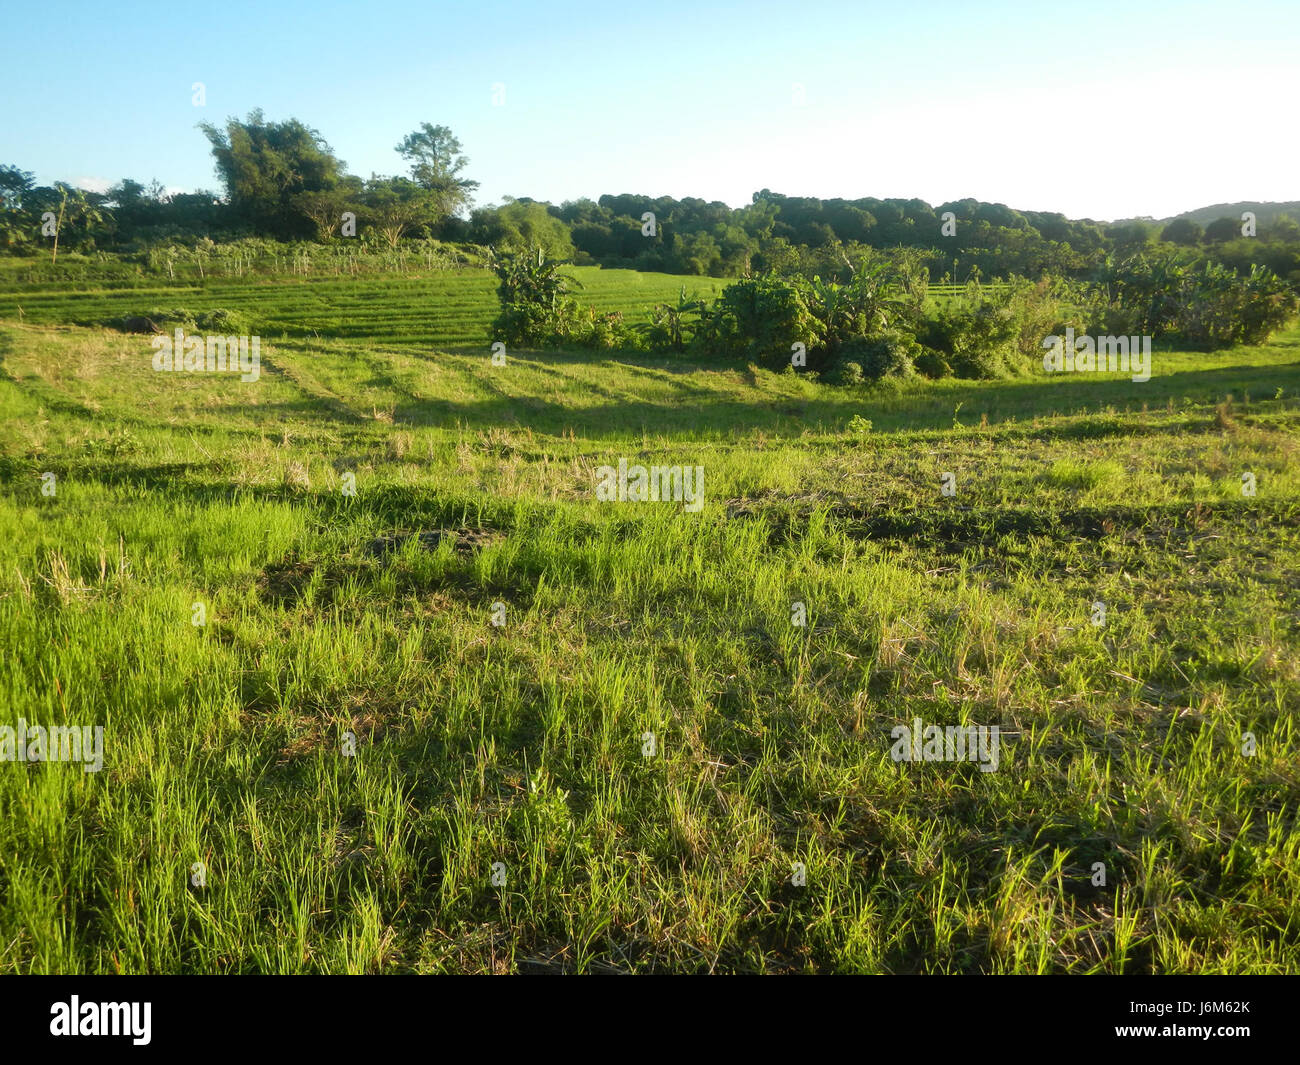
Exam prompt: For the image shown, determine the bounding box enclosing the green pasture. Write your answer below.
[0,278,1296,973]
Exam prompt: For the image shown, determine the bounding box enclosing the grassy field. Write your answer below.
[0,264,728,351]
[1,269,1298,973]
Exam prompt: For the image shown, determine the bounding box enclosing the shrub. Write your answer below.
[914,348,952,378]
[825,358,864,386]
[490,247,583,347]
[919,285,1021,378]
[1004,277,1073,360]
[644,288,708,352]
[568,306,634,350]
[1092,253,1299,348]
[708,275,822,368]
[842,330,917,380]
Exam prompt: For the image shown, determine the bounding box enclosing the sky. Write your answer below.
[2,0,1297,222]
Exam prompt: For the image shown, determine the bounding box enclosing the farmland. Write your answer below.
[0,264,729,351]
[1,267,1298,973]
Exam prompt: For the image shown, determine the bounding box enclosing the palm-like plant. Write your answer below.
[490,246,584,346]
[649,286,706,351]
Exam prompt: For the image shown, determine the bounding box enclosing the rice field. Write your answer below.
[0,265,728,350]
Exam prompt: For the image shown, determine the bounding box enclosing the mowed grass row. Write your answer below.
[0,312,1298,974]
[0,267,729,350]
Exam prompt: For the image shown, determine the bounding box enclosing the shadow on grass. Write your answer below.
[383,349,1300,438]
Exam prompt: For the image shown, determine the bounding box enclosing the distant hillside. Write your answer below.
[1174,202,1300,227]
[1112,201,1300,228]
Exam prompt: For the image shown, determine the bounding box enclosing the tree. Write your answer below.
[1266,214,1300,243]
[1105,220,1158,251]
[394,123,479,221]
[25,183,105,262]
[1204,216,1241,244]
[292,176,363,240]
[199,109,347,237]
[361,176,442,248]
[0,165,35,211]
[471,200,574,259]
[0,165,35,249]
[1160,217,1203,246]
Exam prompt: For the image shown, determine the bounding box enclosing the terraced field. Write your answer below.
[0,266,728,350]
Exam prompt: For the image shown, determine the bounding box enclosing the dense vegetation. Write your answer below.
[490,246,1299,383]
[4,112,1300,288]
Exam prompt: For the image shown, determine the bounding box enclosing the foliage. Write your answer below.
[472,200,574,260]
[198,109,347,239]
[1092,253,1300,347]
[706,275,822,368]
[490,247,585,347]
[394,123,479,220]
[838,330,918,381]
[917,282,1025,379]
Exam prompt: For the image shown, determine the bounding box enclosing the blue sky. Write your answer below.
[2,0,1297,221]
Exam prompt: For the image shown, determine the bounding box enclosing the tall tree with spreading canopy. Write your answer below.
[199,110,347,238]
[394,123,479,223]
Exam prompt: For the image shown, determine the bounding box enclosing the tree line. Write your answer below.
[3,110,1300,288]
[491,243,1299,385]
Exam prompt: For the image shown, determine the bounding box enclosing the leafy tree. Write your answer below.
[1160,217,1203,245]
[361,176,442,249]
[199,109,347,238]
[293,175,363,240]
[1265,214,1300,243]
[1104,220,1158,252]
[0,165,35,249]
[24,183,106,261]
[472,200,574,259]
[395,123,479,221]
[0,165,35,211]
[1204,216,1241,244]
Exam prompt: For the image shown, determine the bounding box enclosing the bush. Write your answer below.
[914,348,952,378]
[490,247,583,347]
[567,306,634,350]
[708,275,822,368]
[843,330,917,380]
[1004,277,1073,360]
[825,357,864,386]
[919,286,1021,379]
[1092,253,1299,348]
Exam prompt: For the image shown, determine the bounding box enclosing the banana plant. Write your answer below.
[649,286,706,350]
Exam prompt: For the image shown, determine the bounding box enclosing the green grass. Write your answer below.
[0,276,1297,973]
[0,265,728,351]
